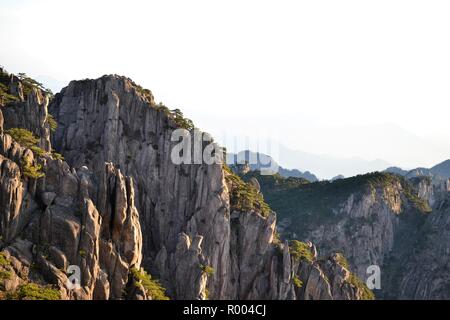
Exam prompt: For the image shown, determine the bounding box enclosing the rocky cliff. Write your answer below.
[0,69,369,300]
[246,170,450,299]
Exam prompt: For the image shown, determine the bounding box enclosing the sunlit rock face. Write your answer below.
[0,72,368,300]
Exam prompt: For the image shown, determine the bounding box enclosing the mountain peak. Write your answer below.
[431,159,450,178]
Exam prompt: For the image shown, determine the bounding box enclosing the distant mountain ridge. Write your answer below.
[431,159,450,178]
[331,174,345,181]
[385,159,450,179]
[239,169,450,299]
[276,145,391,179]
[227,150,319,182]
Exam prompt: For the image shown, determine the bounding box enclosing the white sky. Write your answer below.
[1,0,449,170]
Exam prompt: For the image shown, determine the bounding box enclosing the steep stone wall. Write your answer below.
[0,73,369,300]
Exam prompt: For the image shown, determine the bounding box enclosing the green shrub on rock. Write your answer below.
[130,267,169,300]
[5,128,47,178]
[224,165,271,217]
[348,273,375,300]
[10,283,61,300]
[292,275,303,288]
[21,157,45,179]
[200,264,215,276]
[0,269,12,281]
[0,253,10,267]
[334,253,375,300]
[5,128,39,148]
[47,114,58,132]
[289,240,313,263]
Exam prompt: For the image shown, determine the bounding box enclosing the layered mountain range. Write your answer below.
[240,169,450,299]
[0,68,371,300]
[385,161,450,180]
[227,150,319,182]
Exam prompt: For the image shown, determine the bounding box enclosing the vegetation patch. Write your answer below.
[9,283,61,300]
[17,73,53,97]
[154,102,195,130]
[130,267,169,300]
[400,180,432,213]
[0,69,52,105]
[243,171,432,240]
[289,240,314,263]
[335,253,350,270]
[134,84,154,103]
[6,128,40,149]
[51,150,65,161]
[156,102,171,115]
[78,249,87,258]
[170,108,194,130]
[224,165,271,217]
[22,157,45,179]
[200,264,215,276]
[6,128,46,158]
[47,114,58,132]
[348,273,375,300]
[0,253,10,267]
[0,252,12,281]
[292,275,303,288]
[30,145,46,157]
[333,252,374,300]
[0,269,12,281]
[0,82,20,105]
[5,128,47,178]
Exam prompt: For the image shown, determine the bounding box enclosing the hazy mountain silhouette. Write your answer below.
[276,145,391,180]
[385,159,450,179]
[431,160,450,178]
[227,150,319,182]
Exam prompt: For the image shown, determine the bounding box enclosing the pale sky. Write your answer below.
[1,0,449,173]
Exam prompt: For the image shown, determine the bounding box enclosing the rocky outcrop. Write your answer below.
[305,182,403,277]
[0,72,368,300]
[2,85,52,152]
[0,76,145,299]
[48,75,369,300]
[255,169,450,299]
[0,117,145,299]
[392,198,450,299]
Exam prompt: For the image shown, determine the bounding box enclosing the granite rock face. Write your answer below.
[270,172,450,299]
[2,84,52,152]
[0,72,368,300]
[301,182,403,278]
[0,117,144,299]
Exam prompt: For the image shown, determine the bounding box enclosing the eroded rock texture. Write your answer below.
[0,71,368,300]
[265,171,450,299]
